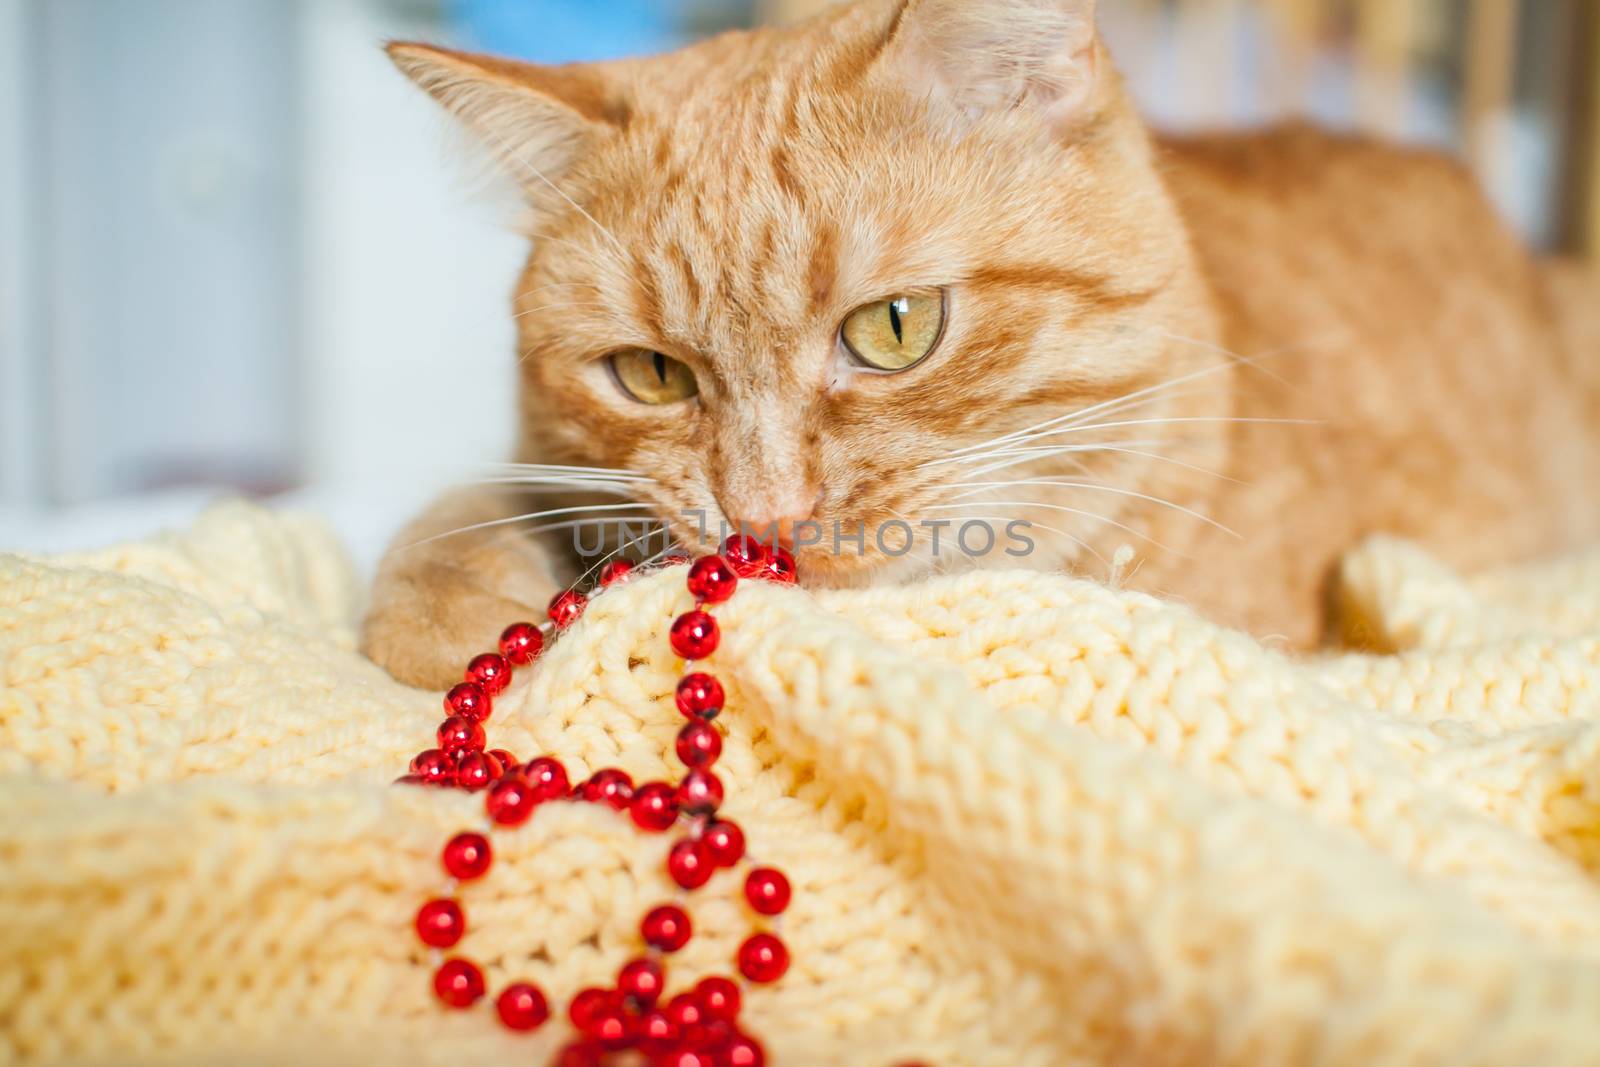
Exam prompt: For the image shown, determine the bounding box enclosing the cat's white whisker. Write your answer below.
[404,504,658,549]
[948,478,1241,538]
[923,500,1179,555]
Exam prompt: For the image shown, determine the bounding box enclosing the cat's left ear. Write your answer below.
[387,42,628,201]
[881,0,1103,136]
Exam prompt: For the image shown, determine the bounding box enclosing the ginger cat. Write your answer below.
[365,0,1600,688]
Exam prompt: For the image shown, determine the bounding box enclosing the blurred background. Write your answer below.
[1,0,1596,571]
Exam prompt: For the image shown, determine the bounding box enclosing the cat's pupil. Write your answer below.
[653,351,668,384]
[888,299,905,344]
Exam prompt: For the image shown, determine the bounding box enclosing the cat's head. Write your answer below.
[390,0,1218,585]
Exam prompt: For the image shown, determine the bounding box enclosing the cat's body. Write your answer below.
[365,0,1599,687]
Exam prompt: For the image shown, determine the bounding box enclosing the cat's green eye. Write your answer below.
[840,292,946,371]
[610,349,699,405]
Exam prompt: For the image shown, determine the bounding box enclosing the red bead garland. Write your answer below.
[399,551,799,1064]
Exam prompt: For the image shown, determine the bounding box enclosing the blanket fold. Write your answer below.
[3,500,1600,1065]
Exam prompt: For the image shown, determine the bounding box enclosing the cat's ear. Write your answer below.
[386,42,628,197]
[882,0,1103,135]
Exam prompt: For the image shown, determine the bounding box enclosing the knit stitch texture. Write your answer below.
[3,500,1600,1065]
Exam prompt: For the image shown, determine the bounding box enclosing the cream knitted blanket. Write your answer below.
[4,501,1600,1066]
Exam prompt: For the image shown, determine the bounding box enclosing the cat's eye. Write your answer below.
[840,292,946,371]
[609,349,699,404]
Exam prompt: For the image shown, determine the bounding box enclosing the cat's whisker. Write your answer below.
[929,512,1110,569]
[483,462,650,478]
[474,121,631,261]
[403,504,658,550]
[947,478,1241,539]
[923,500,1180,555]
[513,301,612,320]
[570,517,676,588]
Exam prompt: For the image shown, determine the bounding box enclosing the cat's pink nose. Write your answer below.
[725,488,822,548]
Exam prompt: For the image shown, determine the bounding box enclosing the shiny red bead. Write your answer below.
[433,958,485,1008]
[488,748,519,772]
[587,998,637,1051]
[415,898,465,947]
[496,981,550,1031]
[764,546,797,584]
[686,555,739,603]
[744,867,791,915]
[580,768,635,809]
[668,837,714,890]
[641,904,692,951]
[485,774,538,826]
[522,756,570,801]
[664,991,708,1031]
[637,1008,679,1054]
[676,720,723,767]
[442,831,492,880]
[617,957,665,1007]
[676,769,724,814]
[737,933,789,983]
[670,610,720,660]
[702,820,745,867]
[657,1050,715,1067]
[548,588,587,628]
[675,672,725,719]
[599,558,635,586]
[498,621,544,665]
[695,976,741,1022]
[723,1034,766,1067]
[437,715,485,753]
[411,748,456,786]
[454,751,502,792]
[568,987,611,1032]
[720,534,769,578]
[466,652,511,695]
[554,1043,604,1067]
[630,780,679,832]
[444,681,491,722]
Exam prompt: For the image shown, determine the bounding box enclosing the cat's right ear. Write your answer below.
[386,42,628,199]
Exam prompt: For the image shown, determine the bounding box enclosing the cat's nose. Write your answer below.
[724,487,822,548]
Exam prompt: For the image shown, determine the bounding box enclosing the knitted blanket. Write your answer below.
[4,501,1600,1066]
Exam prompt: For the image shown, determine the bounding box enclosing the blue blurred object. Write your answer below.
[449,0,684,63]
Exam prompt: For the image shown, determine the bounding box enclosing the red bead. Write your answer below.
[641,904,692,951]
[694,976,741,1022]
[522,756,570,801]
[488,748,519,773]
[587,998,637,1050]
[676,770,724,814]
[433,958,485,1007]
[548,589,587,628]
[496,981,550,1031]
[498,621,544,666]
[722,1034,766,1067]
[686,555,739,603]
[676,721,723,767]
[637,1009,680,1055]
[568,987,611,1032]
[658,1050,715,1067]
[675,673,725,719]
[442,831,493,880]
[737,933,789,983]
[720,535,769,578]
[466,652,512,695]
[630,780,679,832]
[580,768,634,809]
[764,546,797,584]
[701,820,745,867]
[617,957,665,1007]
[444,681,491,722]
[670,611,720,660]
[437,715,486,753]
[415,898,464,947]
[554,1042,605,1067]
[668,837,714,890]
[664,991,708,1031]
[743,868,791,915]
[486,774,538,826]
[411,748,456,786]
[599,558,635,586]
[453,751,501,791]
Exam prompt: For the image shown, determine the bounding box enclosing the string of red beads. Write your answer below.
[397,535,799,1065]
